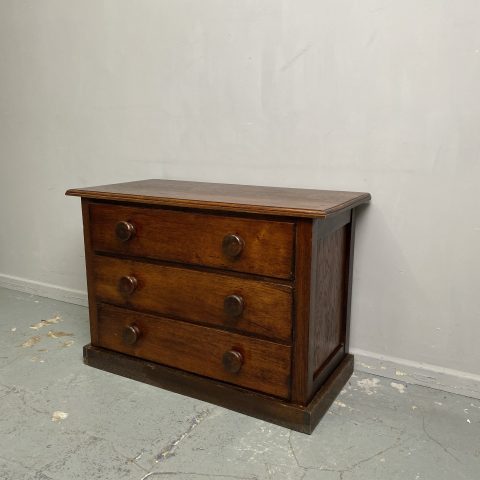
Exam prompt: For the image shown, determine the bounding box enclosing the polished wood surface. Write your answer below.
[84,345,354,434]
[291,211,353,405]
[222,350,244,374]
[93,255,293,342]
[291,218,314,405]
[312,225,348,374]
[89,203,295,279]
[66,179,371,218]
[81,199,100,344]
[96,303,291,399]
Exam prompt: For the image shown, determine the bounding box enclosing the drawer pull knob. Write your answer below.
[222,234,245,258]
[224,294,245,318]
[116,221,136,242]
[118,275,138,296]
[123,323,141,345]
[222,349,244,374]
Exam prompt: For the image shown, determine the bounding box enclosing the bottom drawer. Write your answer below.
[96,304,291,399]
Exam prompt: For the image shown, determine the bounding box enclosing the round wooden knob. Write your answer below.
[116,221,136,242]
[224,294,245,318]
[118,275,138,296]
[222,234,245,258]
[123,324,141,345]
[222,350,243,374]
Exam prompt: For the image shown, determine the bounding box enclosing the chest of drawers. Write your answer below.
[66,179,370,433]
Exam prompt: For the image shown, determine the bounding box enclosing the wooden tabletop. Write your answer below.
[66,179,371,218]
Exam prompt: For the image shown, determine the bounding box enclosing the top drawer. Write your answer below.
[88,203,295,279]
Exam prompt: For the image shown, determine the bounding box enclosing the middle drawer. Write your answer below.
[92,255,293,342]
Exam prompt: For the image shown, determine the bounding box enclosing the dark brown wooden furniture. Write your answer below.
[66,179,370,433]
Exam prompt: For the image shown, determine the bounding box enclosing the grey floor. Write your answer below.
[0,287,479,480]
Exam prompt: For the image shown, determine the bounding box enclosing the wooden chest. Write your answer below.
[66,179,370,433]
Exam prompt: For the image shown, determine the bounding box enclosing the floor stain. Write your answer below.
[391,382,406,394]
[20,336,41,348]
[51,411,69,422]
[47,331,74,339]
[357,378,380,395]
[30,315,62,330]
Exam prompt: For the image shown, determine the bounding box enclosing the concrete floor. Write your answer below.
[0,287,479,480]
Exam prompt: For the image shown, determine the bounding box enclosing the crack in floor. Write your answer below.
[153,408,211,463]
[140,473,258,480]
[422,416,462,464]
[288,429,404,478]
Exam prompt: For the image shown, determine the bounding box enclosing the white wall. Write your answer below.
[1,1,479,387]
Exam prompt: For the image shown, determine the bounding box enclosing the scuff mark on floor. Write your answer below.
[357,378,380,395]
[20,336,41,348]
[52,411,69,422]
[390,382,406,394]
[30,356,45,363]
[30,315,62,330]
[47,331,74,339]
[360,362,374,369]
[61,340,75,348]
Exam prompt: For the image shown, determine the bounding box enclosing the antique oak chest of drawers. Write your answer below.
[66,179,370,433]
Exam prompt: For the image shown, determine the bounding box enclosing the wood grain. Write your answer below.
[291,215,351,404]
[81,199,99,344]
[92,255,293,342]
[312,225,348,374]
[89,203,295,280]
[343,209,356,352]
[96,303,292,399]
[291,219,314,405]
[66,179,371,218]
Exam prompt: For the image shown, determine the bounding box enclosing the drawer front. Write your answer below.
[96,303,291,399]
[89,203,294,279]
[93,256,292,342]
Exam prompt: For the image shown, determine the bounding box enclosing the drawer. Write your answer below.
[89,203,294,279]
[96,303,291,399]
[92,255,292,342]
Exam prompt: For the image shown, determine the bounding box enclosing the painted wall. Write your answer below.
[1,1,479,382]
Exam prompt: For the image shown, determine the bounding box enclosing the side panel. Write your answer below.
[291,210,356,405]
[309,210,356,397]
[81,198,99,344]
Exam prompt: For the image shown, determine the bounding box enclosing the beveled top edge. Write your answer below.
[66,179,371,218]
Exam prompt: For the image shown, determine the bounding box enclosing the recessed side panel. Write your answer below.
[308,210,353,398]
[312,225,348,371]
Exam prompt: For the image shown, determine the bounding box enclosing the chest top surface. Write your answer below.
[66,179,370,218]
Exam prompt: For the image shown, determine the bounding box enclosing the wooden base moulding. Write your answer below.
[83,344,354,434]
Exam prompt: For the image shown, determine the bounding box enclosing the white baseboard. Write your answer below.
[351,348,480,400]
[0,273,88,307]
